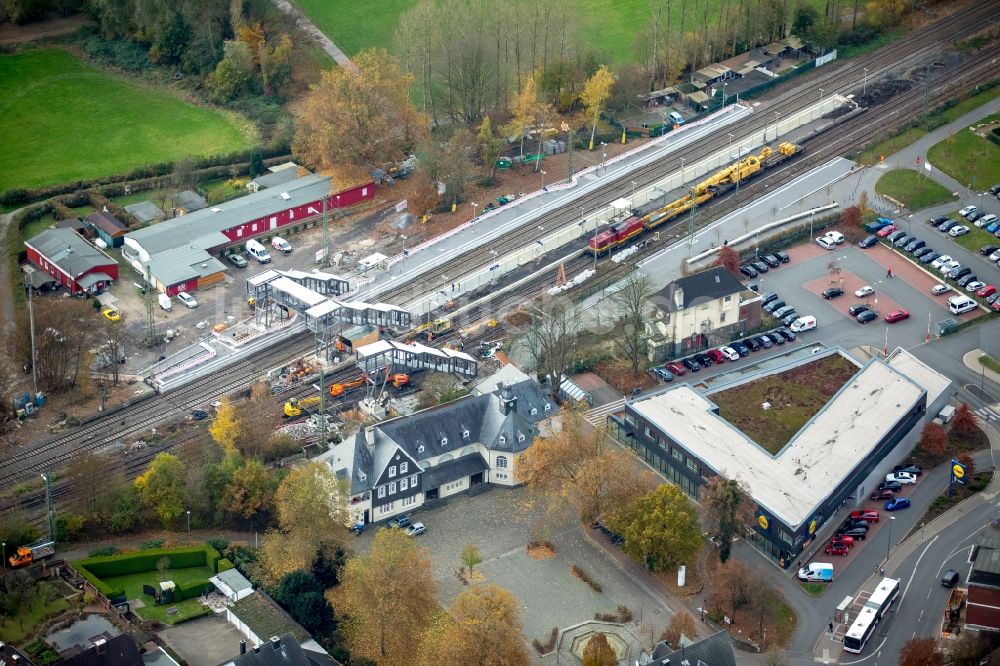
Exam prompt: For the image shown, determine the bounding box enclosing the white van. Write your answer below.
[790,315,817,332]
[933,404,956,426]
[797,562,833,582]
[246,239,271,264]
[668,111,685,126]
[158,293,172,311]
[271,236,292,254]
[948,295,976,315]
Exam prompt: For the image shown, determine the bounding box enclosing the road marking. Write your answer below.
[975,406,999,421]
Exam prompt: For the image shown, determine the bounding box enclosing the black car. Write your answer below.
[744,337,761,352]
[740,265,758,278]
[772,305,795,319]
[837,527,868,540]
[751,261,769,273]
[774,251,790,263]
[767,332,786,345]
[694,352,713,367]
[893,234,911,248]
[949,266,972,280]
[848,304,870,316]
[905,239,925,253]
[880,480,902,492]
[931,215,950,225]
[893,463,922,476]
[859,235,878,248]
[843,519,870,531]
[887,230,906,242]
[939,219,959,232]
[682,358,701,372]
[730,341,750,357]
[957,273,978,287]
[822,287,844,299]
[776,327,796,342]
[760,255,780,268]
[857,310,878,324]
[767,253,784,265]
[761,292,779,306]
[913,247,933,258]
[764,299,786,314]
[755,335,773,349]
[920,251,940,264]
[782,312,799,326]
[968,210,983,222]
[981,245,1000,256]
[990,185,1000,195]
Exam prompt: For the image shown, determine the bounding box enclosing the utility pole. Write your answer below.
[26,277,38,394]
[42,473,54,541]
[144,282,156,344]
[318,366,327,448]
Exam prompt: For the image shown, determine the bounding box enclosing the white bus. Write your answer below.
[843,577,900,653]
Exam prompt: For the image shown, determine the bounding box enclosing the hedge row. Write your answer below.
[177,580,215,600]
[77,566,126,603]
[217,558,234,573]
[75,545,222,578]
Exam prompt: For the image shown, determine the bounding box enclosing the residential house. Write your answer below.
[639,629,736,666]
[644,266,753,361]
[86,211,128,248]
[323,376,558,525]
[58,635,142,666]
[1,639,38,666]
[220,634,341,666]
[225,592,307,648]
[967,532,1000,633]
[25,228,119,295]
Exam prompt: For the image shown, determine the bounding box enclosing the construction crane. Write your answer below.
[283,395,322,418]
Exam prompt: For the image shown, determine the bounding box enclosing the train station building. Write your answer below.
[609,348,950,567]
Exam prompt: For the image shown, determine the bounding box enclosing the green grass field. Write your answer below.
[942,209,998,254]
[0,583,69,643]
[101,565,215,624]
[875,169,957,210]
[927,118,1000,191]
[0,49,254,193]
[290,0,824,63]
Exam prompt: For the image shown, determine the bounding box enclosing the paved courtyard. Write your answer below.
[159,612,244,666]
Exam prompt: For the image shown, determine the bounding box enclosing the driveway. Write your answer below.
[159,613,244,666]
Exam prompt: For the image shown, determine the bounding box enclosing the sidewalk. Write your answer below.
[964,348,1000,387]
[270,0,356,71]
[811,421,1000,662]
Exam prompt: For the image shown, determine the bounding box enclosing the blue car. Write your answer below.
[988,221,1000,233]
[885,497,911,511]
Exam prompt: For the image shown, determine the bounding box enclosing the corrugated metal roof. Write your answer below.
[26,228,117,277]
[146,246,226,286]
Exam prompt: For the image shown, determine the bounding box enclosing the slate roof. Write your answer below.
[174,190,208,212]
[59,635,143,666]
[142,647,180,666]
[26,228,117,277]
[647,630,736,666]
[86,211,128,235]
[421,453,489,489]
[228,635,307,666]
[651,266,744,312]
[124,201,165,223]
[126,174,331,255]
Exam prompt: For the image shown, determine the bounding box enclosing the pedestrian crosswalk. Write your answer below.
[976,404,1000,422]
[585,398,626,427]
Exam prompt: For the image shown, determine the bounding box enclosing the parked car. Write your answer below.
[949,225,970,237]
[227,253,248,268]
[885,309,910,323]
[893,234,912,248]
[764,299,786,314]
[932,284,950,295]
[720,347,740,362]
[948,266,972,280]
[825,543,850,556]
[406,522,426,536]
[761,292,779,306]
[682,358,701,372]
[755,335,773,349]
[965,281,987,293]
[932,254,953,269]
[987,293,1000,305]
[876,225,898,238]
[885,498,911,511]
[939,219,959,232]
[822,287,844,299]
[176,291,198,308]
[859,235,878,248]
[850,510,880,523]
[767,332,785,346]
[940,260,961,274]
[707,349,726,364]
[991,249,1000,262]
[666,362,687,376]
[857,310,878,324]
[905,238,925,253]
[743,337,761,352]
[956,273,978,288]
[842,519,870,531]
[886,471,917,485]
[919,251,940,264]
[101,306,121,321]
[740,265,758,278]
[772,305,795,319]
[870,489,895,501]
[774,251,791,263]
[760,255,780,268]
[730,341,750,357]
[751,261,770,274]
[652,367,674,382]
[776,327,796,342]
[968,211,983,223]
[959,205,978,217]
[781,312,799,327]
[980,245,1000,256]
[980,215,998,228]
[692,352,712,367]
[913,247,934,258]
[855,285,874,297]
[880,480,903,492]
[978,285,997,298]
[836,527,868,540]
[930,215,950,225]
[831,535,855,548]
[893,464,922,476]
[848,304,870,316]
[768,252,786,265]
[387,515,411,529]
[941,570,961,588]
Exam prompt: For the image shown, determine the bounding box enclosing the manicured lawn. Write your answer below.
[712,355,858,454]
[942,210,998,254]
[289,0,415,57]
[980,354,1000,374]
[101,565,214,624]
[875,169,957,209]
[0,583,69,643]
[927,124,1000,191]
[856,128,928,165]
[0,49,254,193]
[798,581,827,597]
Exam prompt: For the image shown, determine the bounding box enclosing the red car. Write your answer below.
[665,362,687,376]
[870,489,894,501]
[994,299,1000,313]
[876,225,898,238]
[825,543,850,556]
[885,309,910,323]
[977,285,997,298]
[831,536,855,548]
[850,510,880,523]
[706,349,726,364]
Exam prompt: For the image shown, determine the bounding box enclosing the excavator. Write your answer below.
[330,374,368,397]
[283,396,322,418]
[407,318,452,343]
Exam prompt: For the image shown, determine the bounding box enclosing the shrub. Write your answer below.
[140,539,165,550]
[217,558,234,573]
[571,565,603,592]
[176,580,215,600]
[532,627,559,654]
[88,546,119,557]
[76,546,221,578]
[206,538,229,553]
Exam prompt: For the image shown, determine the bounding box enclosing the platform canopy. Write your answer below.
[610,197,631,210]
[358,253,388,269]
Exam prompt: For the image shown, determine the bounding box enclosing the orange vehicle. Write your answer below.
[387,372,409,389]
[330,375,367,397]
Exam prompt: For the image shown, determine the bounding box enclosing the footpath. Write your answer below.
[269,0,356,71]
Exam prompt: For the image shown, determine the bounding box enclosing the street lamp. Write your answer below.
[872,280,883,313]
[540,170,547,191]
[186,510,191,533]
[600,142,607,175]
[886,516,896,562]
[773,111,780,141]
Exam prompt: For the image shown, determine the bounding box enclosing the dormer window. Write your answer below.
[518,433,526,443]
[530,407,537,416]
[544,403,551,412]
[358,470,367,482]
[441,436,448,446]
[498,435,506,445]
[417,445,425,454]
[462,428,470,439]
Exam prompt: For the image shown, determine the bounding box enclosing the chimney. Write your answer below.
[253,646,260,654]
[364,426,375,449]
[270,637,281,650]
[240,641,246,655]
[94,639,107,655]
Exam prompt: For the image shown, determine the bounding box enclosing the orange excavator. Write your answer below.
[386,371,409,389]
[330,374,367,397]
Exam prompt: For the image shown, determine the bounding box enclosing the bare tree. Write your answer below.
[611,272,655,376]
[101,312,130,385]
[526,297,580,394]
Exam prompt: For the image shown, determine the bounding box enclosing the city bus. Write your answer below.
[843,577,901,653]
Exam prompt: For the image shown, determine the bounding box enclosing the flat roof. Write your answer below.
[629,355,925,528]
[886,348,951,407]
[270,276,327,307]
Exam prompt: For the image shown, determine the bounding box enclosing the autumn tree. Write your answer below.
[710,559,752,624]
[418,371,467,408]
[582,65,614,150]
[700,477,755,563]
[293,49,427,171]
[440,128,476,205]
[519,411,655,525]
[504,74,551,161]
[841,206,862,229]
[920,421,948,458]
[134,453,186,527]
[220,459,274,522]
[900,637,942,666]
[272,570,335,637]
[72,451,124,525]
[100,312,130,384]
[957,452,976,477]
[337,528,439,666]
[611,272,655,376]
[460,544,483,578]
[418,584,529,666]
[715,245,741,275]
[581,632,616,666]
[23,298,102,393]
[477,117,504,179]
[525,296,580,394]
[607,483,702,573]
[210,396,241,458]
[660,611,697,647]
[952,403,978,435]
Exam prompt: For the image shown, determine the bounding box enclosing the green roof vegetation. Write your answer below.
[231,593,308,642]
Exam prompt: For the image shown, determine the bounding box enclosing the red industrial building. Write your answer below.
[122,174,373,294]
[967,532,1000,633]
[25,228,119,294]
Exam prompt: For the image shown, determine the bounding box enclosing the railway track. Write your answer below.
[2,4,995,500]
